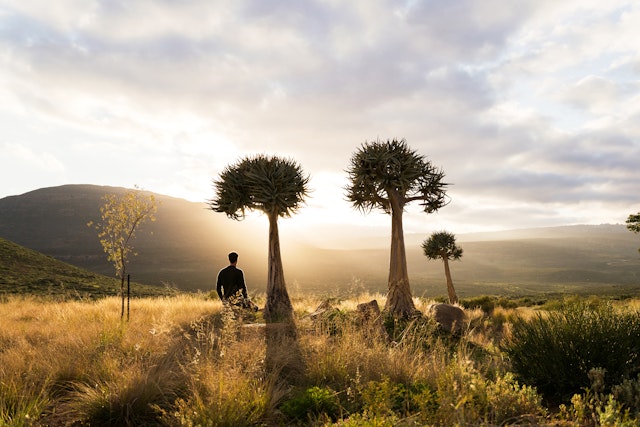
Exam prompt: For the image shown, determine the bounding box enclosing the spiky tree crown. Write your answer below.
[422,231,463,261]
[208,154,310,220]
[345,138,448,214]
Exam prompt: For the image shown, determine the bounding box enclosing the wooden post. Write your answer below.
[127,274,130,322]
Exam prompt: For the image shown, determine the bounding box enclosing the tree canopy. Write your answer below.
[346,138,448,215]
[209,154,309,220]
[422,231,463,262]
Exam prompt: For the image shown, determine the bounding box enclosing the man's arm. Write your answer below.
[239,270,248,298]
[216,271,224,300]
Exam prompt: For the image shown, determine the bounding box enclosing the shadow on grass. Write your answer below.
[265,319,306,387]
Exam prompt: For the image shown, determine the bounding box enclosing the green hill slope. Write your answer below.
[0,237,172,299]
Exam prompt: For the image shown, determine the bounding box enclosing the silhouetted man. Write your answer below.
[216,251,248,303]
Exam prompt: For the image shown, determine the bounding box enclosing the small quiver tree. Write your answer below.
[208,154,310,322]
[88,188,157,319]
[422,231,463,304]
[345,138,448,318]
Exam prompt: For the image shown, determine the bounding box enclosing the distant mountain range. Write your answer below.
[1,184,639,298]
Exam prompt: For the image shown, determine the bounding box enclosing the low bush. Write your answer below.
[280,386,341,422]
[503,300,640,403]
[460,295,518,314]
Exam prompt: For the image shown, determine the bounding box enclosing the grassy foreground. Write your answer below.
[1,293,640,426]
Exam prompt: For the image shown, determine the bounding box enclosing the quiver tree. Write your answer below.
[88,188,157,319]
[627,212,640,253]
[422,231,463,304]
[208,154,309,322]
[346,138,448,318]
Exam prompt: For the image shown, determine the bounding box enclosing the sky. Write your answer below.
[1,0,639,241]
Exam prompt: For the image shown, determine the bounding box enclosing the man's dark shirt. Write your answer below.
[216,265,247,300]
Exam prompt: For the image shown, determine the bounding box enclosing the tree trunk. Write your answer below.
[384,195,416,317]
[442,257,458,304]
[264,212,293,322]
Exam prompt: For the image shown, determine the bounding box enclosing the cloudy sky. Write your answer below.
[1,0,639,238]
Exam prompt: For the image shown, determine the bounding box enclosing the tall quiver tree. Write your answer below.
[208,155,310,322]
[422,231,463,304]
[89,188,157,319]
[346,139,448,318]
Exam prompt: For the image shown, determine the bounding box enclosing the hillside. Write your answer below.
[0,236,172,299]
[0,184,267,291]
[1,185,640,298]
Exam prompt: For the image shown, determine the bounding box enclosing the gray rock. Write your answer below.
[426,303,466,333]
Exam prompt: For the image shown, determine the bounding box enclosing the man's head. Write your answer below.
[228,252,239,264]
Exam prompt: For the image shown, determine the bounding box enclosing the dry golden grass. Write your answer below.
[2,293,639,426]
[0,294,223,425]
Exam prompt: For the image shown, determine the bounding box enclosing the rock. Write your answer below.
[356,299,381,321]
[426,303,466,333]
[356,300,387,340]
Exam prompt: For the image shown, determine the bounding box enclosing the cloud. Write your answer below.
[0,0,639,233]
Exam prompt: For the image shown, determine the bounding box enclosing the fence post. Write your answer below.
[127,274,130,322]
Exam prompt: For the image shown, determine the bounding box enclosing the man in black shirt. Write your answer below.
[216,251,248,304]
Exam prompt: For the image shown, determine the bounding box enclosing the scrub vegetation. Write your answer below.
[2,292,640,426]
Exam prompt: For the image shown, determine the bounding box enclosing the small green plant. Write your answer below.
[433,360,544,425]
[359,378,437,420]
[613,374,640,417]
[557,369,637,426]
[280,386,341,421]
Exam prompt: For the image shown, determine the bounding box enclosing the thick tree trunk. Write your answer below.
[264,213,293,322]
[384,196,417,317]
[443,257,458,304]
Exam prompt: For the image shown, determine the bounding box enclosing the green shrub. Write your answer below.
[460,296,518,314]
[280,386,341,422]
[503,300,640,403]
[613,374,640,417]
[329,411,402,426]
[461,295,496,314]
[434,359,544,425]
[359,378,437,419]
[556,371,637,427]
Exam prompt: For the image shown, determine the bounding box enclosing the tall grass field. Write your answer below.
[2,293,640,426]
